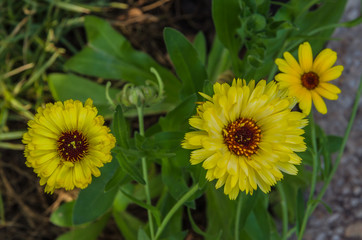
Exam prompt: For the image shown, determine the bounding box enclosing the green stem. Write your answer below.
[136,106,155,239]
[155,184,199,240]
[234,195,243,240]
[277,183,288,240]
[308,112,319,202]
[297,76,362,239]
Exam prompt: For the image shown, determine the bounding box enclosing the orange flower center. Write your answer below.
[301,72,319,90]
[222,118,261,157]
[57,130,89,162]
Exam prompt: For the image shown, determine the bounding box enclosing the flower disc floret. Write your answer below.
[22,99,116,193]
[275,42,344,115]
[183,79,308,200]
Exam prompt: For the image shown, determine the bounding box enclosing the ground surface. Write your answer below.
[304,1,362,240]
[0,0,361,239]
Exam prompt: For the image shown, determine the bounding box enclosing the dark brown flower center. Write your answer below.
[301,72,319,90]
[222,118,261,157]
[57,130,89,162]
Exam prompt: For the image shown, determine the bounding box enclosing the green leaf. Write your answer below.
[65,16,180,104]
[157,193,186,239]
[236,191,260,230]
[161,158,195,208]
[212,0,242,75]
[72,160,119,225]
[326,135,343,153]
[159,94,197,131]
[205,186,238,239]
[187,208,222,239]
[112,150,145,185]
[295,188,305,236]
[206,36,232,85]
[137,228,151,240]
[164,28,208,98]
[48,73,118,116]
[250,194,270,240]
[120,189,161,226]
[105,167,128,192]
[50,201,75,227]
[112,105,130,149]
[57,212,110,240]
[193,31,207,64]
[143,131,185,151]
[113,210,144,240]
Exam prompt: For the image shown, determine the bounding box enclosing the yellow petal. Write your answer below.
[311,91,327,114]
[319,82,341,94]
[312,48,337,73]
[283,52,303,75]
[298,42,313,72]
[298,90,312,115]
[275,73,301,84]
[315,86,339,100]
[275,58,301,77]
[319,65,344,82]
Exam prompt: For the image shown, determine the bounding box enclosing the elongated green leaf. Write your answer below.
[212,0,242,75]
[161,158,194,208]
[164,28,207,98]
[65,16,180,104]
[326,135,343,153]
[251,195,271,240]
[113,150,145,185]
[137,228,151,240]
[105,167,129,192]
[57,212,110,240]
[237,191,260,231]
[159,94,197,131]
[50,201,75,227]
[113,105,130,149]
[120,189,161,226]
[206,36,232,85]
[113,210,144,240]
[295,188,305,236]
[143,131,184,151]
[157,193,186,239]
[48,73,117,116]
[193,31,207,64]
[205,186,237,240]
[72,160,118,225]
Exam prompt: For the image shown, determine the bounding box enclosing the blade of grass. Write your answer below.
[0,131,25,141]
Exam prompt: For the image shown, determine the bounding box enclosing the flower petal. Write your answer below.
[319,82,341,94]
[315,86,339,100]
[311,91,327,114]
[319,65,344,82]
[312,48,337,74]
[298,42,313,72]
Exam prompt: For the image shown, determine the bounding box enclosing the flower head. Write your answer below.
[22,99,116,193]
[182,79,307,199]
[275,42,343,115]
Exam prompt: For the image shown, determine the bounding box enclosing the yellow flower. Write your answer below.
[22,99,116,193]
[182,79,307,199]
[275,42,343,115]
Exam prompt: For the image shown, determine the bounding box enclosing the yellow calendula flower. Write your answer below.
[275,42,344,115]
[22,99,116,193]
[182,79,307,200]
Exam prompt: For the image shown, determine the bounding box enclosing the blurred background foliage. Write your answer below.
[1,0,362,239]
